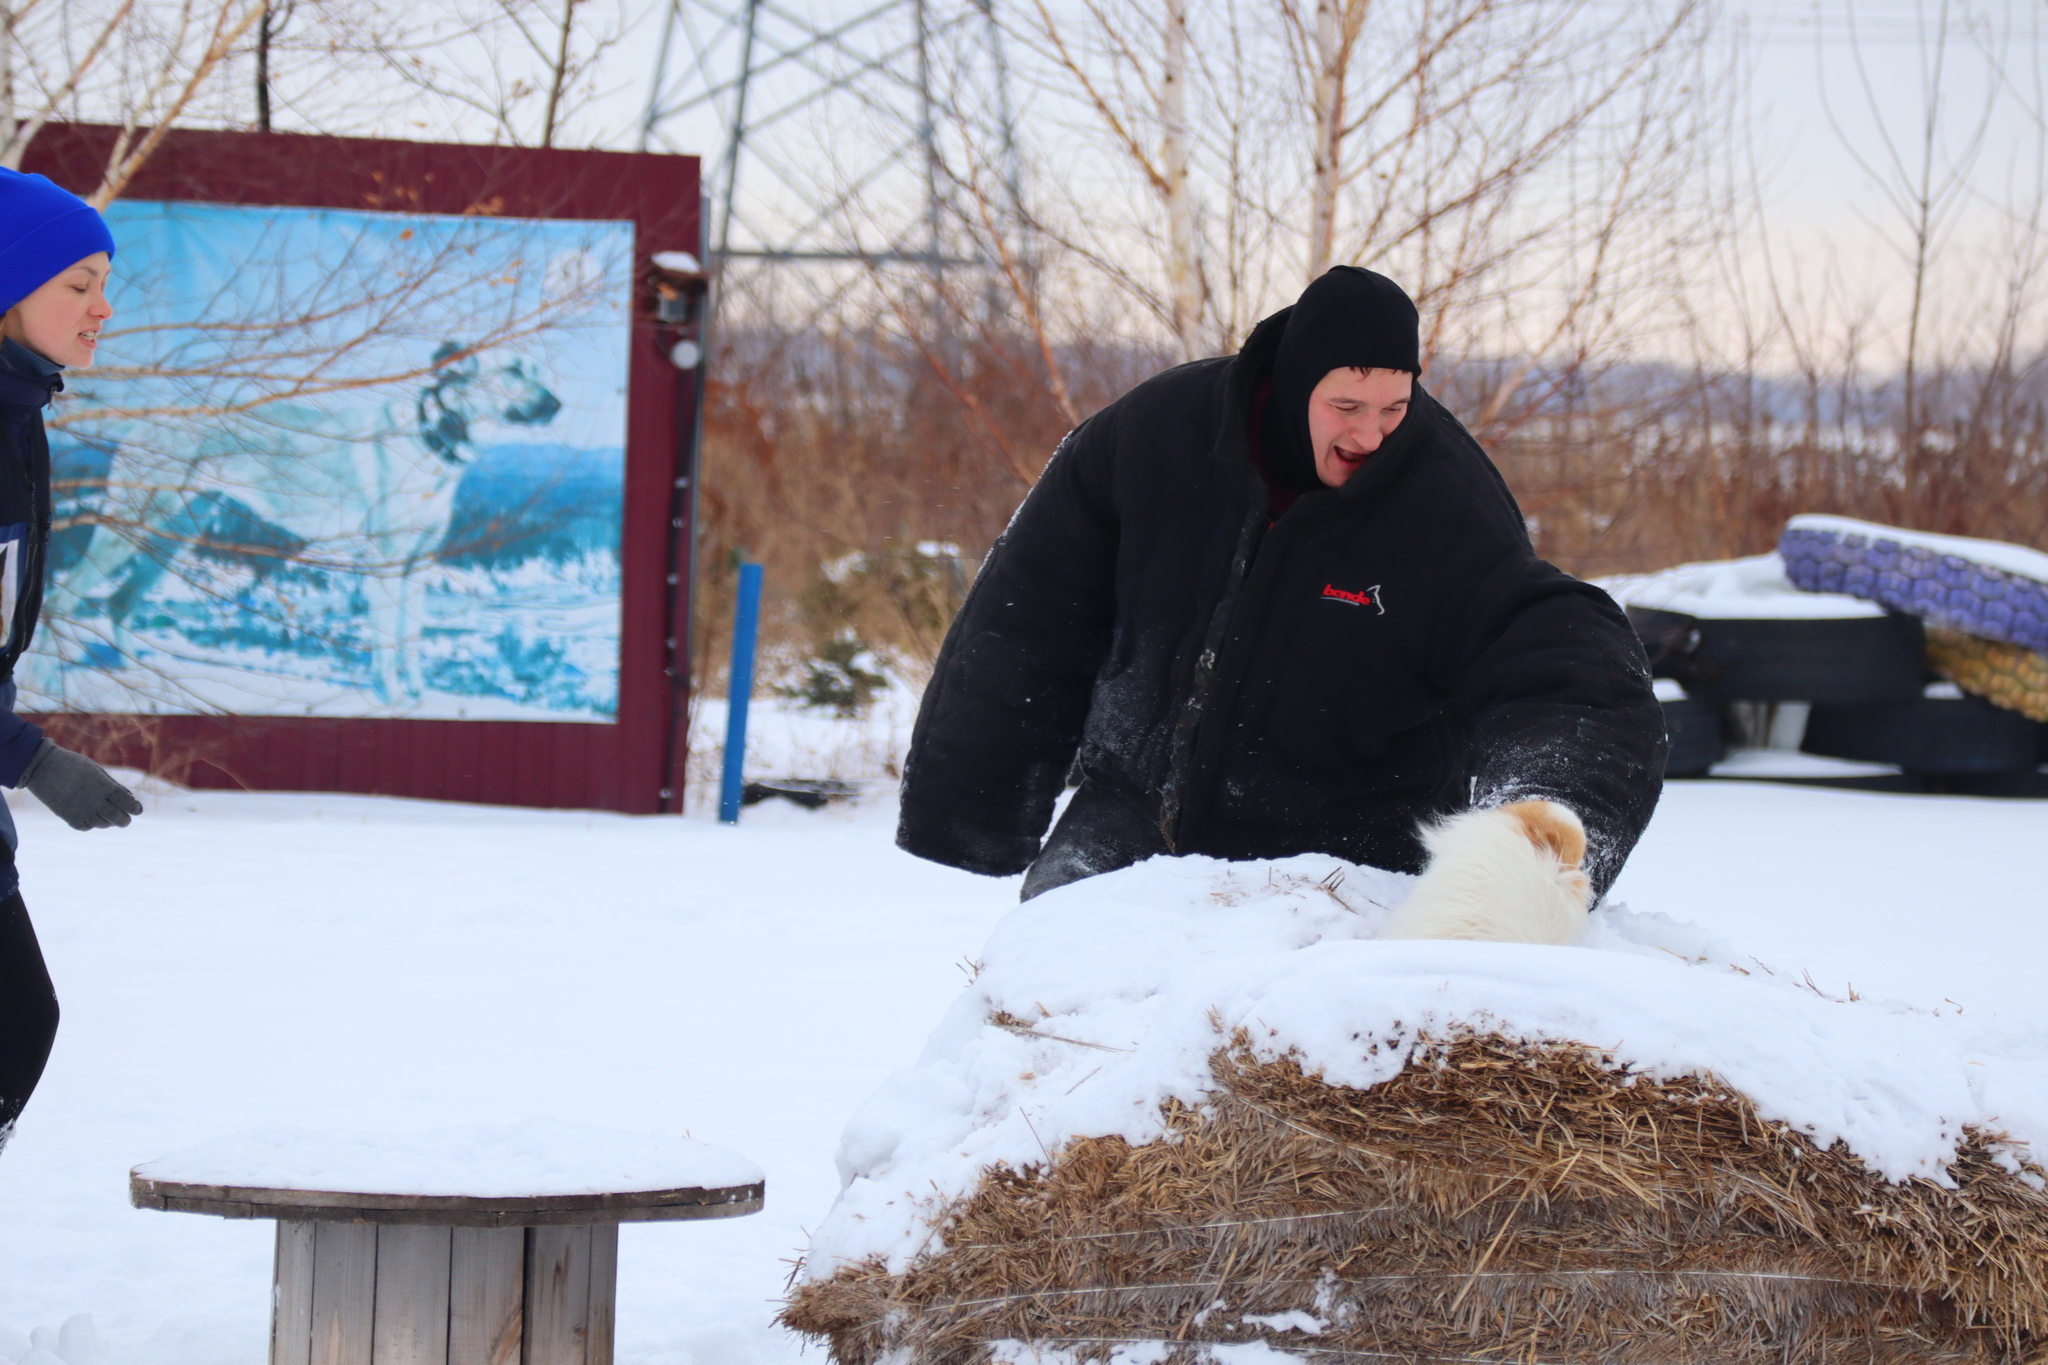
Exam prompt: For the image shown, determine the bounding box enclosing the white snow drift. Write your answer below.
[4,774,2048,1364]
[1596,552,1883,618]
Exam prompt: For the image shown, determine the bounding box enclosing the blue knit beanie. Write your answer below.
[0,169,117,316]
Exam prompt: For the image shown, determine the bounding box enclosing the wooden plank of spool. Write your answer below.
[586,1225,619,1364]
[448,1227,525,1365]
[273,1222,317,1365]
[131,1177,763,1227]
[524,1225,594,1365]
[371,1225,453,1365]
[526,1224,582,1341]
[308,1223,377,1365]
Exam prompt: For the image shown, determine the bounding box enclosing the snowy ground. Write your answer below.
[0,753,2045,1362]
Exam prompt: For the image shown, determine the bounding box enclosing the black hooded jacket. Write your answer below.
[898,309,1666,897]
[0,341,53,740]
[0,339,58,902]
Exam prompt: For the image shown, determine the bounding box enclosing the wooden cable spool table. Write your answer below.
[131,1124,764,1365]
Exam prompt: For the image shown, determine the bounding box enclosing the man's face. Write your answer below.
[1307,366,1412,487]
[1,253,114,368]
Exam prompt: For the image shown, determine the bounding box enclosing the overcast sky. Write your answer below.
[608,0,2041,362]
[174,0,2037,366]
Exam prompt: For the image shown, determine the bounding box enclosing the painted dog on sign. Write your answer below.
[53,342,561,704]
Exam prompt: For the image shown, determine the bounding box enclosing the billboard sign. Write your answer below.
[25,200,635,723]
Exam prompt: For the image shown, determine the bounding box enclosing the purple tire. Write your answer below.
[1780,516,2048,653]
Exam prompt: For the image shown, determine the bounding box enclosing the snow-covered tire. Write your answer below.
[1780,519,2048,653]
[1693,614,1925,704]
[1925,627,2048,723]
[1660,697,1722,777]
[1802,696,2043,774]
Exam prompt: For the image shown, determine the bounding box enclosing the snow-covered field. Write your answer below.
[0,755,2044,1362]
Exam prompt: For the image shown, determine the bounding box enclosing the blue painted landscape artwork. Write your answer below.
[22,201,633,722]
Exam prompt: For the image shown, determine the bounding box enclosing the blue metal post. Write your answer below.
[718,562,765,824]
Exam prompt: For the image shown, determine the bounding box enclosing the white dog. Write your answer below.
[1384,799,1592,945]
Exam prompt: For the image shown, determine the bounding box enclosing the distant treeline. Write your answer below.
[693,318,2048,696]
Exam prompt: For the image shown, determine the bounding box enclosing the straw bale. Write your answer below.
[784,1033,2048,1365]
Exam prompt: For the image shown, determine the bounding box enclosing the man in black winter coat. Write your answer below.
[898,267,1666,910]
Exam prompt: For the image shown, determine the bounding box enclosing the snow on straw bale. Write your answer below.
[788,855,2048,1363]
[800,852,2048,1284]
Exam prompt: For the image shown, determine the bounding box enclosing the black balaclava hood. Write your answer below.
[1257,265,1421,493]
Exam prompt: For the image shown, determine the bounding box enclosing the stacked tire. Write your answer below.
[1780,516,2048,651]
[1800,694,2040,774]
[1624,607,1720,777]
[1657,693,1724,778]
[1690,614,1923,705]
[1923,627,2048,723]
[1625,603,1927,779]
[1778,517,2048,783]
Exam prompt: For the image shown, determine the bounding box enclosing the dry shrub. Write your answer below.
[33,711,249,787]
[692,317,1161,700]
[785,1034,2048,1365]
[693,288,2048,714]
[702,335,2048,705]
[1475,368,2048,579]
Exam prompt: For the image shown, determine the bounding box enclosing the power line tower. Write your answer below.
[638,0,1026,272]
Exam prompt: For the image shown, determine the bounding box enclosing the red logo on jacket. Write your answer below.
[1321,582,1384,614]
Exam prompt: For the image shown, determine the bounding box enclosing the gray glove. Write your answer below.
[19,740,143,830]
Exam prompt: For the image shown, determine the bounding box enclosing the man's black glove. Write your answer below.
[19,739,143,830]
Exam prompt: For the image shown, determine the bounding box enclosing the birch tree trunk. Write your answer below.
[1306,0,1345,278]
[2,3,17,161]
[1161,0,1204,359]
[539,0,579,149]
[89,0,266,206]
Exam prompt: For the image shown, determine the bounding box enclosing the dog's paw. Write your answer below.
[1383,800,1591,946]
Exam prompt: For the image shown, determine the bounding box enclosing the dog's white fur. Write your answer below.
[1383,800,1592,945]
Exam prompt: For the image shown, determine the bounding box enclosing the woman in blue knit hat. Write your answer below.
[0,168,145,1153]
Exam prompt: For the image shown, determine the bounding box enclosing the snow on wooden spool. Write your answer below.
[132,1122,763,1365]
